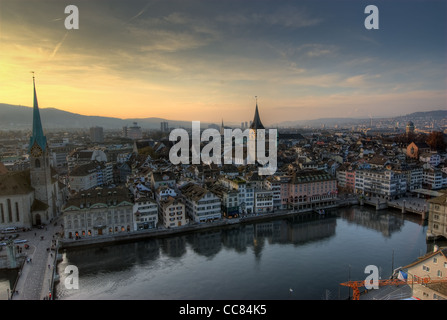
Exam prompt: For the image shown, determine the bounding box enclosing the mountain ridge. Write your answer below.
[0,103,445,130]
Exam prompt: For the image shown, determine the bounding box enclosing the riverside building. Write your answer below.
[62,187,133,239]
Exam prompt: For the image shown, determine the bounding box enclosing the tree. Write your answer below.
[426,131,446,151]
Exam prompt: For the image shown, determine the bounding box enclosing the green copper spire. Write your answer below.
[29,74,47,152]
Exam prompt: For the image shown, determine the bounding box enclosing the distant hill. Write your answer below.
[0,103,198,130]
[0,103,445,130]
[399,110,447,120]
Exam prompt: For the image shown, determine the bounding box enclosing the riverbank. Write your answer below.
[58,193,433,250]
[59,201,347,250]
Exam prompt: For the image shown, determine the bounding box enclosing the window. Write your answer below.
[7,199,12,223]
[0,203,4,223]
[35,159,40,168]
[15,203,19,222]
[434,257,438,264]
[437,270,442,277]
[423,265,430,272]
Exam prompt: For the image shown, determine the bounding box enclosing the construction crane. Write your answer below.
[340,276,447,300]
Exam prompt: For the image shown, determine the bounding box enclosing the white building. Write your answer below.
[155,186,177,203]
[264,175,287,210]
[180,183,221,223]
[423,169,447,190]
[402,166,423,191]
[68,161,113,193]
[134,196,158,230]
[254,189,274,213]
[219,177,255,214]
[355,169,407,199]
[420,152,441,168]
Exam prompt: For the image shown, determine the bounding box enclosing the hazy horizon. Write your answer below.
[1,0,446,125]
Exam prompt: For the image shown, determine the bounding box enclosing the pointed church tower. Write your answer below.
[249,97,265,131]
[29,75,55,224]
[220,119,225,135]
[249,97,265,164]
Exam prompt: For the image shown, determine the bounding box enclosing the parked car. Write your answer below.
[1,227,18,234]
[13,239,28,244]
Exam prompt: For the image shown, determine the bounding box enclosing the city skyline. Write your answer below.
[1,0,446,125]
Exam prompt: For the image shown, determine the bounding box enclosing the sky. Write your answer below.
[0,0,446,125]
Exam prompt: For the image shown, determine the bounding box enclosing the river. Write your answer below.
[48,205,446,300]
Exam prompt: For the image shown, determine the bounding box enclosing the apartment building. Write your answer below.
[180,183,221,223]
[287,169,338,210]
[403,246,447,300]
[264,175,288,210]
[134,196,158,230]
[150,171,176,190]
[427,190,447,240]
[219,176,255,214]
[68,161,114,193]
[254,189,274,213]
[423,169,447,190]
[207,183,239,218]
[355,169,407,199]
[159,196,188,228]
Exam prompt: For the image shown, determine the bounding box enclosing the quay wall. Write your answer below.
[59,202,347,250]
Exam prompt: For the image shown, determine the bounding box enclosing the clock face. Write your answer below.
[30,144,42,157]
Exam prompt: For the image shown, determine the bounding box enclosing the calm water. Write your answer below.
[0,269,18,300]
[51,206,444,300]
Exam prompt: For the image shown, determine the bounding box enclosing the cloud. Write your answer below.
[49,32,68,60]
[215,5,322,29]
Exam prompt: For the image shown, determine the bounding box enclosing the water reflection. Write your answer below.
[53,206,435,300]
[0,269,18,300]
[62,213,339,267]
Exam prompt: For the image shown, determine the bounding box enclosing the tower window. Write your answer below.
[15,202,19,222]
[7,199,12,223]
[0,204,4,223]
[35,159,41,168]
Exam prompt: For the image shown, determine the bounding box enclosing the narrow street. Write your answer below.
[9,219,62,300]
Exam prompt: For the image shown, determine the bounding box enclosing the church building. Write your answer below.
[0,76,66,229]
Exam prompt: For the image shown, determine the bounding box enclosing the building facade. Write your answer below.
[62,187,134,239]
[355,169,407,199]
[180,183,221,223]
[219,177,255,214]
[427,190,447,240]
[159,196,188,228]
[286,170,338,210]
[134,196,158,230]
[403,246,447,300]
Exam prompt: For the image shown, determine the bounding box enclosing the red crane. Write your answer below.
[340,276,447,300]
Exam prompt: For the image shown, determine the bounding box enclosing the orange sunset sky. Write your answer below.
[1,0,446,125]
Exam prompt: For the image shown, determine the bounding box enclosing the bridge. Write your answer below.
[360,196,428,219]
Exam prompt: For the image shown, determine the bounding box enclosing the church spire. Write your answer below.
[250,96,265,130]
[29,73,47,152]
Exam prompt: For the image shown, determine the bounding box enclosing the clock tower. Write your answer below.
[29,75,55,223]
